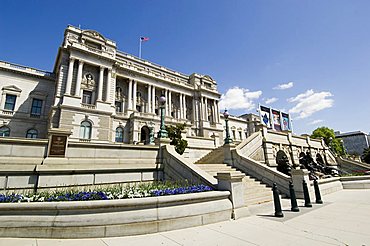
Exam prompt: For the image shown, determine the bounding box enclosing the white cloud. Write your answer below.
[219,87,262,111]
[288,89,334,119]
[274,81,294,90]
[308,119,324,125]
[265,97,278,104]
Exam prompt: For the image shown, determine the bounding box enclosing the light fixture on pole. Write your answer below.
[223,109,232,144]
[157,95,168,139]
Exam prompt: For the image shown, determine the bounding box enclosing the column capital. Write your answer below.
[69,57,76,62]
[78,60,84,65]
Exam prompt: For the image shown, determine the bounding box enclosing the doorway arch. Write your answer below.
[140,126,150,145]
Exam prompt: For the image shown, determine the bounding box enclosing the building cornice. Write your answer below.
[0,61,55,81]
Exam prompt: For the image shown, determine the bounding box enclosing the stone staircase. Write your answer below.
[195,148,272,206]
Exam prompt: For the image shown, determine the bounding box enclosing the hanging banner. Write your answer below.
[260,105,271,128]
[281,112,291,131]
[272,109,282,131]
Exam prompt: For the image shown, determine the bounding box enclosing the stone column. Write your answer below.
[97,67,104,101]
[127,79,133,110]
[147,85,152,113]
[213,100,217,124]
[105,69,112,102]
[179,94,183,119]
[132,80,137,111]
[165,89,169,116]
[183,95,187,119]
[216,101,220,123]
[204,97,208,121]
[65,58,75,95]
[75,60,84,97]
[168,91,172,117]
[152,86,156,113]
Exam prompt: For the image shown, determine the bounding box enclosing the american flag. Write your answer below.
[140,37,149,42]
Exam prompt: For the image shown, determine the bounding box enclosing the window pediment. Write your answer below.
[30,90,47,98]
[2,85,22,93]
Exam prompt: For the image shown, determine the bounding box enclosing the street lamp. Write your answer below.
[157,95,168,139]
[223,109,232,144]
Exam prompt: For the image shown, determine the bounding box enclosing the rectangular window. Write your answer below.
[31,98,43,117]
[4,94,17,111]
[82,91,92,104]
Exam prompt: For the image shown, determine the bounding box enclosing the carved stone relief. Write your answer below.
[81,73,96,91]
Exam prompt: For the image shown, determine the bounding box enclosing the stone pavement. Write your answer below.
[1,189,369,246]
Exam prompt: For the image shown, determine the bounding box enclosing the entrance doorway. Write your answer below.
[140,126,150,145]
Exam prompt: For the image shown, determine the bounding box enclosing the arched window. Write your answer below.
[0,126,10,137]
[80,121,92,139]
[115,127,124,142]
[26,129,38,139]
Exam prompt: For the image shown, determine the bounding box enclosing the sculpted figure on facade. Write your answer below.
[82,73,96,90]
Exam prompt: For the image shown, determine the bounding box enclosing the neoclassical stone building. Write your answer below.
[1,25,257,145]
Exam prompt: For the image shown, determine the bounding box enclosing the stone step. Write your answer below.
[245,195,272,206]
[242,177,264,184]
[244,190,272,199]
[200,168,237,172]
[244,186,270,195]
[196,163,230,167]
[207,170,243,177]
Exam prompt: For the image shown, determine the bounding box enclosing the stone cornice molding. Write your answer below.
[0,61,55,81]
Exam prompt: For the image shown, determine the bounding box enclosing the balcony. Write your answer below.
[81,103,96,110]
[1,110,14,116]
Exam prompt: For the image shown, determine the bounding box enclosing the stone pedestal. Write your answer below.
[155,137,171,146]
[291,168,312,199]
[223,143,236,165]
[217,172,249,219]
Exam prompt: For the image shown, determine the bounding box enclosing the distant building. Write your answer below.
[335,131,370,156]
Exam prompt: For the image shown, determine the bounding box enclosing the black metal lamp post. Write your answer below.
[223,109,233,144]
[157,95,168,139]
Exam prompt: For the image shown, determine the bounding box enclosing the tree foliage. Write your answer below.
[362,147,370,164]
[165,123,188,155]
[311,127,345,155]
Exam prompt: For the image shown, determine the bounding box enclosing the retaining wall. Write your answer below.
[0,191,232,238]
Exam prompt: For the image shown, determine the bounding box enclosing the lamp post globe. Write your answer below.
[223,109,232,144]
[157,94,168,139]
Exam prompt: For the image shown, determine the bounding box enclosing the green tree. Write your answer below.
[165,123,188,155]
[311,127,345,155]
[362,147,370,164]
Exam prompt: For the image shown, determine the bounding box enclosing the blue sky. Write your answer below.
[1,0,370,134]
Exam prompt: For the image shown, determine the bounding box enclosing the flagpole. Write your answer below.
[139,38,142,59]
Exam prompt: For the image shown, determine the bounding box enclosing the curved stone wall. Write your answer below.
[0,191,232,238]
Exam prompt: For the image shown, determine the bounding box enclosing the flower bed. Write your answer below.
[0,182,212,203]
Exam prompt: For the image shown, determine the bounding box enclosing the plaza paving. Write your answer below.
[0,189,369,246]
